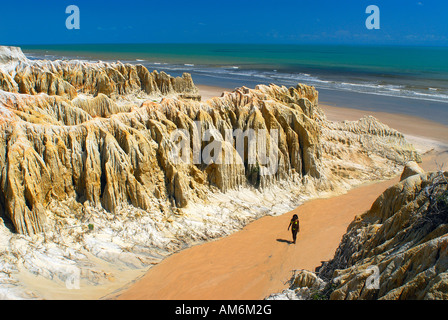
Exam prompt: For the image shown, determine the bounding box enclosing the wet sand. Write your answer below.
[115,84,448,300]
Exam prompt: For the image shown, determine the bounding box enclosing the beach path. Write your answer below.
[116,177,399,300]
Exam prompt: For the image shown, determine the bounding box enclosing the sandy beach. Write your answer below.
[113,84,448,300]
[2,1,447,301]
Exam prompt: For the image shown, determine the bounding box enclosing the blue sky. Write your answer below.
[1,0,447,46]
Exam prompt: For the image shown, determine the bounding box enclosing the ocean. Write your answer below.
[21,43,448,125]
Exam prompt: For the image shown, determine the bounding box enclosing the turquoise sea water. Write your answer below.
[21,43,448,124]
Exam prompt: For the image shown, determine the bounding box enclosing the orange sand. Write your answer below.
[117,178,399,300]
[114,85,448,300]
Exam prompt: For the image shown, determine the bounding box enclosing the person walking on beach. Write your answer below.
[288,214,300,244]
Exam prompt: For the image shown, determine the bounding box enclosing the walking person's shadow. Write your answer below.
[276,239,293,244]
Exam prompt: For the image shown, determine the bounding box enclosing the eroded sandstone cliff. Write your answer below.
[0,46,200,101]
[0,83,419,235]
[0,46,421,299]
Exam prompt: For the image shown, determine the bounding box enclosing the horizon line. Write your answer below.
[10,42,448,49]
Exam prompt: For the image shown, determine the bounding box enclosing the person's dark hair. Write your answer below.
[292,214,298,220]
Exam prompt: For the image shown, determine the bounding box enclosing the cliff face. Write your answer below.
[0,81,419,235]
[0,46,199,101]
[269,165,448,300]
[0,46,422,299]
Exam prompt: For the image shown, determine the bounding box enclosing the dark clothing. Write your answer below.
[291,229,298,243]
[288,218,300,244]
